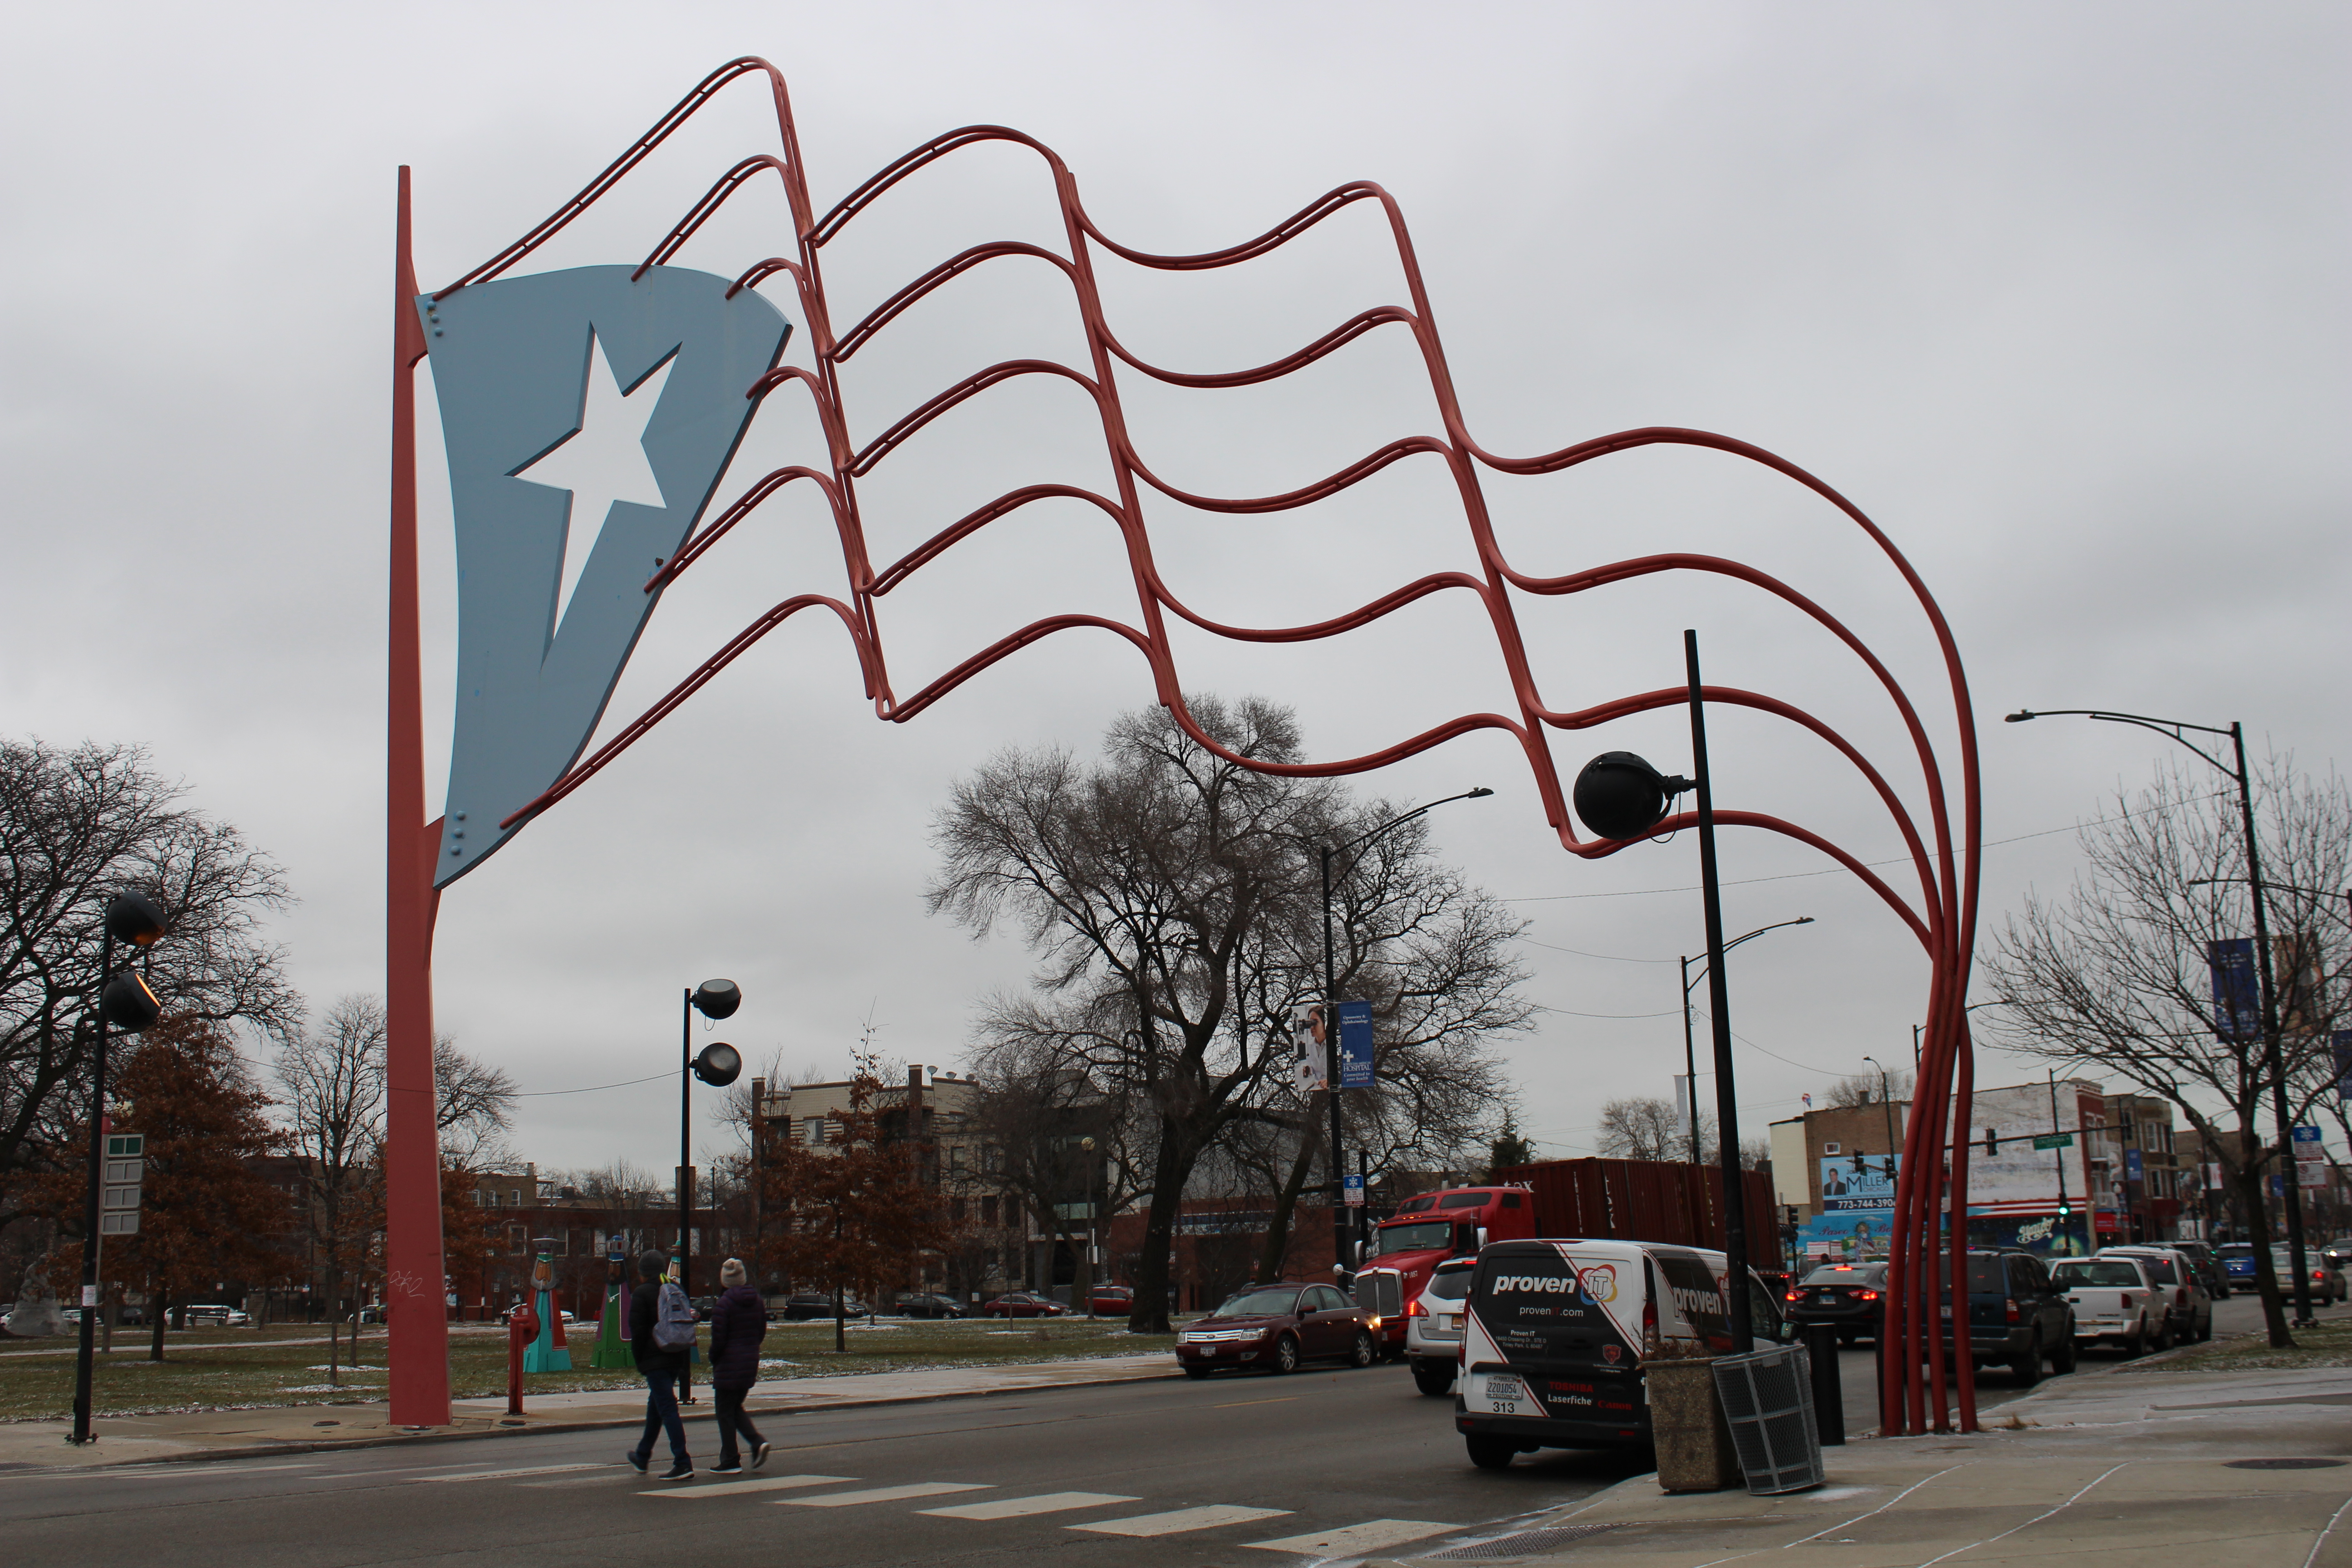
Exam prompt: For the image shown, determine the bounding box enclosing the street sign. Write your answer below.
[1336,1000,1374,1089]
[100,1132,146,1235]
[105,1134,144,1159]
[2292,1125,2325,1146]
[2032,1132,2074,1151]
[1341,1173,1365,1207]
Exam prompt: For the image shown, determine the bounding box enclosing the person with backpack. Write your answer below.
[706,1258,771,1474]
[625,1250,695,1481]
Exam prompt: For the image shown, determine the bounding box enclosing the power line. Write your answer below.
[511,1071,672,1098]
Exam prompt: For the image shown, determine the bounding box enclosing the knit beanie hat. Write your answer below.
[720,1258,747,1286]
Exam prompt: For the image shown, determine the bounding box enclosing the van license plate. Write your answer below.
[1479,1373,1530,1415]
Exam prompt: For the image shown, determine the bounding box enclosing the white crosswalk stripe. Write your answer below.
[1073,1504,1294,1537]
[425,1464,607,1482]
[1244,1519,1457,1555]
[782,1481,993,1508]
[643,1475,855,1499]
[919,1491,1142,1520]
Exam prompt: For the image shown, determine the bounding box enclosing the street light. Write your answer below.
[71,890,168,1447]
[677,978,742,1401]
[1859,1054,1900,1181]
[1680,919,1815,1164]
[1078,1135,1098,1314]
[2007,706,2317,1325]
[1319,787,1494,1274]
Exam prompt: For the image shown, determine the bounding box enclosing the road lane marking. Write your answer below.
[643,1475,854,1499]
[1211,1398,1296,1409]
[1073,1505,1293,1536]
[920,1491,1142,1519]
[75,1464,322,1480]
[782,1482,994,1507]
[1244,1519,1456,1554]
[423,1464,608,1482]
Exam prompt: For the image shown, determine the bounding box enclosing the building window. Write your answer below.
[950,1197,967,1224]
[950,1147,965,1171]
[981,1196,998,1226]
[805,1117,825,1146]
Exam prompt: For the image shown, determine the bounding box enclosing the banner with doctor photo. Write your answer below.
[1291,1003,1328,1096]
[1818,1154,1900,1211]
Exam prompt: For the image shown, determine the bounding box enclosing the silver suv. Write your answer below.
[1405,1256,1475,1396]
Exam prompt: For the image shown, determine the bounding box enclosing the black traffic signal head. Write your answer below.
[1984,1127,1998,1156]
[692,1042,743,1087]
[1571,752,1694,841]
[691,979,741,1020]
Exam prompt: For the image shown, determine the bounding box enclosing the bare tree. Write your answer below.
[274,995,385,1382]
[1597,1096,1709,1162]
[432,1035,518,1169]
[1824,1068,1913,1110]
[1986,755,2349,1348]
[0,739,298,1221]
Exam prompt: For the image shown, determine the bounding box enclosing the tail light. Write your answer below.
[1857,1289,1880,1302]
[2119,1294,2135,1309]
[1407,1297,1428,1318]
[1784,1290,1802,1303]
[1642,1292,1658,1341]
[2004,1298,2020,1323]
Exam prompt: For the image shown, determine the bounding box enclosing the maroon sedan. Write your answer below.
[1175,1283,1377,1377]
[981,1291,1068,1318]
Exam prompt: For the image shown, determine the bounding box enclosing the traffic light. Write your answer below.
[1851,1151,1867,1174]
[2057,1197,2072,1221]
[1983,1127,1998,1156]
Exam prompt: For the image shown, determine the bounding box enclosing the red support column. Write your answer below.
[386,165,452,1427]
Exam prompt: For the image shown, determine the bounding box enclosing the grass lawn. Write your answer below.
[2127,1315,2352,1373]
[0,1316,1176,1421]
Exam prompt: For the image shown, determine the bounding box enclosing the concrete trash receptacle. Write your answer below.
[1710,1343,1825,1494]
[1644,1356,1742,1492]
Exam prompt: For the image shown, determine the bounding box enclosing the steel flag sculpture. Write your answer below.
[384,57,1984,1437]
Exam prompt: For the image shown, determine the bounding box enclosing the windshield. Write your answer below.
[2218,1244,2254,1257]
[1801,1266,1883,1286]
[1215,1288,1303,1318]
[1373,1220,1455,1255]
[1421,1269,1472,1303]
[2054,1261,2143,1288]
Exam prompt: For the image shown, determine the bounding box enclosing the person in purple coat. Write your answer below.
[707,1259,770,1474]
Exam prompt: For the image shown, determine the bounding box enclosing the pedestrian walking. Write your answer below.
[625,1250,695,1481]
[708,1258,771,1474]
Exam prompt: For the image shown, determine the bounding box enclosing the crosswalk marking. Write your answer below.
[919,1491,1142,1520]
[425,1464,606,1482]
[644,1474,854,1499]
[1073,1504,1294,1537]
[782,1481,993,1508]
[1244,1519,1457,1555]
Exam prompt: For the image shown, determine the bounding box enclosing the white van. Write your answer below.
[1455,1237,1790,1470]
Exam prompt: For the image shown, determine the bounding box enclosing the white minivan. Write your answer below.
[1454,1238,1789,1470]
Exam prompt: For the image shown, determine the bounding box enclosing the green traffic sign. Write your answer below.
[105,1134,143,1158]
[2032,1132,2074,1151]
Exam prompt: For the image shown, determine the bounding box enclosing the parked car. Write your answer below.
[2217,1242,2262,1291]
[1404,1257,1475,1396]
[2166,1239,2229,1300]
[777,1293,868,1320]
[2273,1247,2350,1304]
[2053,1256,2168,1356]
[982,1291,1067,1319]
[2322,1237,2352,1269]
[1087,1284,1134,1317]
[893,1292,968,1319]
[2097,1246,2212,1343]
[1175,1283,1376,1377]
[690,1295,720,1322]
[1784,1262,1889,1344]
[184,1304,251,1328]
[1939,1248,2076,1384]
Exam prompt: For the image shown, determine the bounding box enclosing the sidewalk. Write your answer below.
[0,1352,1180,1471]
[1396,1364,2352,1566]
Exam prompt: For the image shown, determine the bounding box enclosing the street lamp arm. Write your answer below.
[1327,787,1494,869]
[1683,916,1815,994]
[2004,709,2236,779]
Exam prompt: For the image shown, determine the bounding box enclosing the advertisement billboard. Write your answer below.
[1290,1004,1328,1095]
[1818,1154,1900,1211]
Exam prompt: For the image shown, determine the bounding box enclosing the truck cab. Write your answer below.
[1353,1186,1538,1357]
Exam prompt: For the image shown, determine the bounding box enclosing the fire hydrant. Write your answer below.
[506,1305,539,1417]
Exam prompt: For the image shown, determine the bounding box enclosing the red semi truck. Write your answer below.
[1349,1161,1776,1361]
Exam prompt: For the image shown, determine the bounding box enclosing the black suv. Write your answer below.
[894,1292,968,1318]
[1942,1248,2075,1384]
[1785,1261,1888,1343]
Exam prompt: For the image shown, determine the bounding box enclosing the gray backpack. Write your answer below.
[652,1282,696,1349]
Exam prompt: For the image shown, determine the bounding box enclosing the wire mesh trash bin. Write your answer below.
[1709,1344,1824,1494]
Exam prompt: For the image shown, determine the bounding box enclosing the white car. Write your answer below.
[2097,1245,2213,1343]
[2052,1257,2167,1356]
[1404,1257,1475,1397]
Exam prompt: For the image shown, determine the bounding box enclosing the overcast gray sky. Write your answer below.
[5,3,2345,1179]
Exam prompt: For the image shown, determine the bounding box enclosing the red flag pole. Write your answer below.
[386,165,452,1427]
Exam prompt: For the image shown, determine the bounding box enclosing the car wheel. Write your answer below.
[1349,1331,1375,1369]
[2197,1311,2214,1343]
[2011,1332,2042,1386]
[1411,1359,1456,1396]
[1271,1334,1299,1374]
[1465,1435,1518,1471]
[2050,1333,2077,1374]
[2149,1317,2173,1352]
[2120,1323,2144,1358]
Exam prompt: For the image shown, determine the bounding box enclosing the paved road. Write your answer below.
[3,1361,1648,1566]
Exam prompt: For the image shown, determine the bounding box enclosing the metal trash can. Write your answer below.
[1710,1344,1825,1494]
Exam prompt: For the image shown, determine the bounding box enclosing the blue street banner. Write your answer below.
[1337,1000,1375,1089]
[2335,1032,2352,1103]
[2207,939,2260,1042]
[2124,1148,2143,1180]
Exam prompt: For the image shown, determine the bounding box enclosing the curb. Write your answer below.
[33,1364,1189,1472]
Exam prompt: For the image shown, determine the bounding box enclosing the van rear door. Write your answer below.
[1459,1242,1646,1441]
